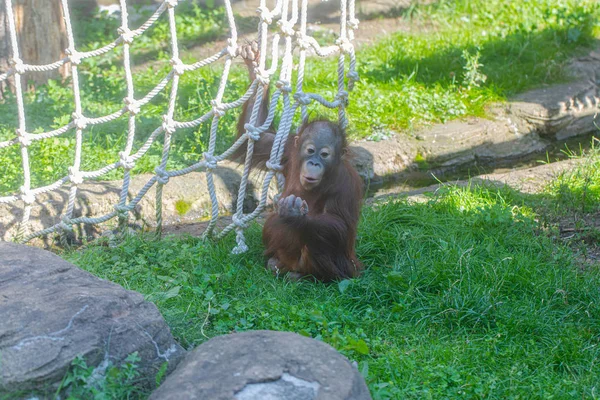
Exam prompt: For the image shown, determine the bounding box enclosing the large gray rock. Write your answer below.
[0,242,185,396]
[149,330,371,400]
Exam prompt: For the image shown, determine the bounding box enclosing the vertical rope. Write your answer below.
[117,0,138,232]
[59,0,84,245]
[270,0,295,195]
[4,0,32,241]
[230,0,271,253]
[155,1,182,237]
[346,0,359,91]
[297,0,309,126]
[203,0,238,239]
[337,0,348,130]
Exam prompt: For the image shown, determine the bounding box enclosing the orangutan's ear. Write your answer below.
[294,135,300,148]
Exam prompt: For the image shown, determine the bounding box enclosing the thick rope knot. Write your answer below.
[203,152,218,170]
[165,0,178,8]
[256,6,273,24]
[123,97,140,115]
[162,115,176,134]
[226,39,238,58]
[16,128,31,147]
[114,204,130,217]
[68,167,84,185]
[210,100,226,117]
[294,92,312,105]
[348,18,360,30]
[254,68,270,85]
[295,33,311,50]
[336,37,354,54]
[244,124,261,141]
[10,58,25,74]
[20,186,35,205]
[232,238,249,254]
[232,214,247,229]
[276,80,292,93]
[59,215,74,232]
[266,161,283,171]
[347,70,360,83]
[277,20,295,37]
[170,58,185,75]
[72,113,88,130]
[336,90,349,106]
[65,49,82,66]
[118,27,135,44]
[155,166,170,185]
[119,151,135,170]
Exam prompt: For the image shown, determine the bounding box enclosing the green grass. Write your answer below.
[63,173,600,398]
[337,0,600,137]
[547,150,600,216]
[529,143,600,260]
[56,353,146,400]
[1,0,598,196]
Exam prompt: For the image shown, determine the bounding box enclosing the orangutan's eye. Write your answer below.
[320,151,330,158]
[307,147,315,155]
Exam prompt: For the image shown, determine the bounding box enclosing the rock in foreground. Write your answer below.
[0,242,185,396]
[150,330,371,400]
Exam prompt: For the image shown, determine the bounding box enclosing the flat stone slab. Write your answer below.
[149,330,371,400]
[0,242,185,397]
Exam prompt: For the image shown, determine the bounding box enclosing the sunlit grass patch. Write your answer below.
[66,183,600,398]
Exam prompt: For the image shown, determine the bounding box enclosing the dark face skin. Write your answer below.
[297,122,340,191]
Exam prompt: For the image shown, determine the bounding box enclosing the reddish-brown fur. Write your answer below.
[232,43,363,281]
[261,122,363,281]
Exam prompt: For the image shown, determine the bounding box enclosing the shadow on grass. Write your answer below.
[69,2,231,67]
[355,0,439,22]
[364,16,599,97]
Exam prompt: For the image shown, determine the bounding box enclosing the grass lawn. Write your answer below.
[62,147,600,399]
[347,0,599,136]
[1,0,599,195]
[2,1,600,397]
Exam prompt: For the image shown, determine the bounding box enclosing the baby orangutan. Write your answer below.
[234,42,363,282]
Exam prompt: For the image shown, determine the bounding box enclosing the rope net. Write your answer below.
[0,0,358,253]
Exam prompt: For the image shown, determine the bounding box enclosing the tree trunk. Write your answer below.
[0,2,11,98]
[1,0,69,90]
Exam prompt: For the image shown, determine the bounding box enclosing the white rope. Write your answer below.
[0,0,359,252]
